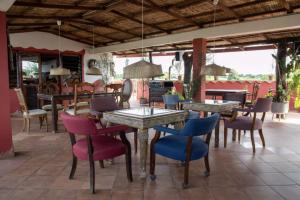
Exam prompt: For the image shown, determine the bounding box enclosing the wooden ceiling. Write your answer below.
[6,0,300,54]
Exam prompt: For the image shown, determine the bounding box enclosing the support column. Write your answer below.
[0,12,14,158]
[192,38,207,102]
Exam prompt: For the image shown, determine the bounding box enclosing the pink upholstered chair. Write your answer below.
[90,95,138,154]
[224,98,272,153]
[61,112,132,194]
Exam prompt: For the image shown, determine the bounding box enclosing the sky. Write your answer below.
[114,49,277,75]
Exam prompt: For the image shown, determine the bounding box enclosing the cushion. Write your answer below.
[23,109,47,117]
[154,135,208,161]
[224,116,263,130]
[42,104,63,111]
[188,110,199,120]
[73,135,125,161]
[65,108,90,116]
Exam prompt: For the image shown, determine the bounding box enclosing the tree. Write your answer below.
[182,52,193,84]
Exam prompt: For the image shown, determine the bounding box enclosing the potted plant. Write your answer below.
[271,85,289,115]
[271,44,300,116]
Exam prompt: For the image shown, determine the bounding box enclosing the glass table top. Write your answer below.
[183,99,240,105]
[112,107,184,118]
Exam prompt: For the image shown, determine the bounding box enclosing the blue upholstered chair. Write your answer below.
[162,94,199,120]
[150,113,220,188]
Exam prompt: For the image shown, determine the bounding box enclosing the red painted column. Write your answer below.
[192,38,207,101]
[0,12,14,158]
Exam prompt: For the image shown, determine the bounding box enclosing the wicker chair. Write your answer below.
[39,82,64,111]
[65,82,95,116]
[15,88,48,133]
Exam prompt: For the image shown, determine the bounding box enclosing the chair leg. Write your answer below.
[99,160,104,168]
[250,130,256,153]
[150,140,156,180]
[26,118,30,133]
[69,155,77,179]
[89,160,95,194]
[134,131,138,154]
[39,116,43,130]
[45,115,48,132]
[258,129,266,147]
[232,129,236,141]
[204,154,210,176]
[238,130,241,143]
[22,118,26,132]
[183,160,190,188]
[125,145,133,182]
[224,127,228,148]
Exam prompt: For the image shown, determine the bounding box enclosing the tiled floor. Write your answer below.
[1,111,300,199]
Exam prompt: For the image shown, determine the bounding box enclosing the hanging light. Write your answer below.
[86,25,102,75]
[122,0,162,100]
[50,20,71,76]
[203,0,231,77]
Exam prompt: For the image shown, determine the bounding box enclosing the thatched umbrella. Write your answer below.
[123,60,163,100]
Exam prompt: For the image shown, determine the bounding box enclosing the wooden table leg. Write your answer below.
[214,118,220,148]
[51,98,58,133]
[138,128,149,178]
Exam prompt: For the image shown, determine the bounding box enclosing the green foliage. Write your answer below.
[22,61,38,77]
[165,89,185,100]
[272,45,300,104]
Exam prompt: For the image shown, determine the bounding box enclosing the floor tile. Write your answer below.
[258,173,296,185]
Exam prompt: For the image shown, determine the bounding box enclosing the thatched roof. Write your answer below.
[7,0,300,54]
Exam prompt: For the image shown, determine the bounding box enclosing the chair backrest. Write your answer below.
[73,82,95,94]
[14,88,28,113]
[223,92,246,107]
[61,112,97,135]
[162,94,179,109]
[180,113,220,137]
[251,82,260,103]
[73,83,95,115]
[252,97,272,113]
[121,79,133,102]
[45,82,60,95]
[90,95,119,113]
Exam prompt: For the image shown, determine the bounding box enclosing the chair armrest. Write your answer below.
[96,125,129,135]
[153,125,180,135]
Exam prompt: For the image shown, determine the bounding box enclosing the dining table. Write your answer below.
[206,89,248,99]
[103,107,186,178]
[37,92,120,133]
[182,99,240,147]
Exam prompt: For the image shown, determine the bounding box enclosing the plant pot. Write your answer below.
[271,101,289,114]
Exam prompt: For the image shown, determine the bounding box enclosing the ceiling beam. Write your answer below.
[13,1,105,11]
[81,0,126,18]
[7,22,58,26]
[213,1,241,21]
[66,23,122,43]
[94,14,300,53]
[277,0,292,13]
[0,0,15,12]
[128,0,201,28]
[110,10,170,33]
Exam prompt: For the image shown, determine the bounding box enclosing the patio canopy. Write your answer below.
[6,0,300,55]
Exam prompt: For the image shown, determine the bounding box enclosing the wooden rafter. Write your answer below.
[66,23,123,43]
[13,1,105,11]
[81,0,126,18]
[212,1,241,21]
[128,0,201,28]
[7,22,58,26]
[110,10,170,33]
[277,0,292,13]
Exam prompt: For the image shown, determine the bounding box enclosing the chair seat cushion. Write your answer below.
[42,104,63,111]
[188,111,199,120]
[24,109,47,117]
[224,116,262,130]
[76,102,89,107]
[73,135,125,161]
[65,108,90,116]
[154,135,208,161]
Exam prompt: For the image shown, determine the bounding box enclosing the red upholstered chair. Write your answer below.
[90,95,138,154]
[61,113,132,194]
